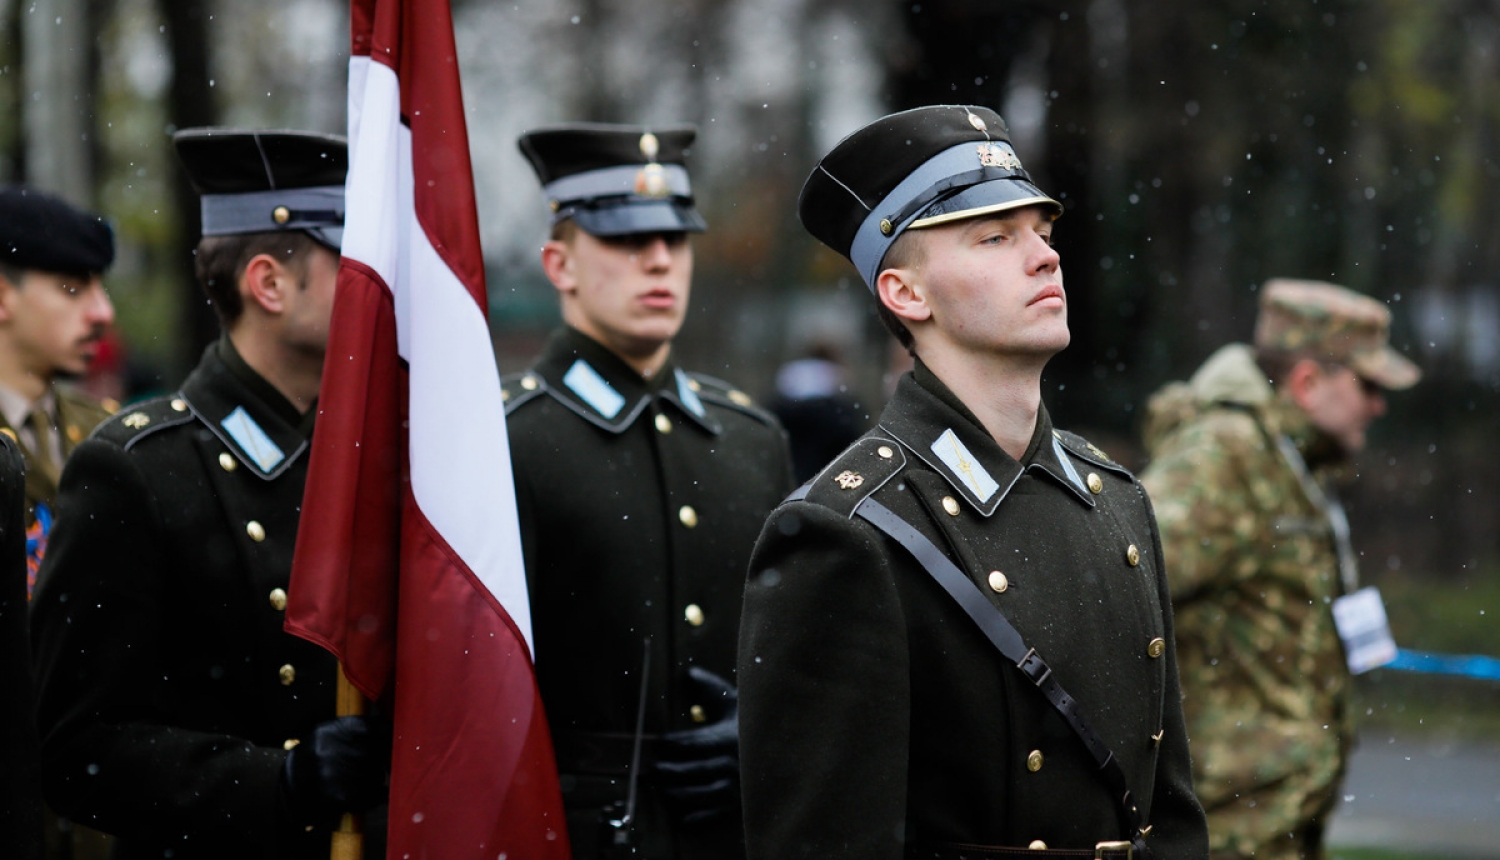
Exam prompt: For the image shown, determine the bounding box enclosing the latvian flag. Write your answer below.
[284,0,570,856]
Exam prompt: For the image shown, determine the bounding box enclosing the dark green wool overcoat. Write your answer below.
[30,340,353,860]
[502,327,792,860]
[738,364,1209,860]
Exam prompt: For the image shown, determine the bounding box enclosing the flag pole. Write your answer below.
[331,664,364,860]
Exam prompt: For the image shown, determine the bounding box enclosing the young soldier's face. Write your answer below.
[909,207,1068,362]
[550,229,693,364]
[0,270,115,378]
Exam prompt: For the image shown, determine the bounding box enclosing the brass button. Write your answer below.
[690,704,707,723]
[219,452,238,472]
[279,664,296,685]
[687,378,701,392]
[1126,544,1141,567]
[1148,637,1166,659]
[1028,841,1048,851]
[879,218,894,235]
[246,520,266,542]
[969,113,988,132]
[66,424,82,443]
[1026,749,1044,772]
[284,738,301,751]
[987,571,1009,593]
[679,506,698,528]
[684,604,705,627]
[501,389,511,401]
[877,445,894,459]
[655,413,673,434]
[728,390,753,407]
[1086,472,1103,494]
[272,205,291,225]
[171,398,188,412]
[269,588,288,611]
[941,496,961,517]
[520,375,538,391]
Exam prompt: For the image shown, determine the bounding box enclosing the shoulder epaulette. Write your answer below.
[500,371,547,416]
[1052,429,1134,479]
[800,435,907,518]
[689,372,779,427]
[92,395,197,450]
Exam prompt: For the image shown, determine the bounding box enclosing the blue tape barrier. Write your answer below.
[1385,648,1500,682]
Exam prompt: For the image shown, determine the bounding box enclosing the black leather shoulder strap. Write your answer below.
[852,495,1151,856]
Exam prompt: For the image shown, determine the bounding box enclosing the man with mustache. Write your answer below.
[737,106,1208,859]
[507,123,792,859]
[0,187,119,596]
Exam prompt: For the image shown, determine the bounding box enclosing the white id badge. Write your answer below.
[1332,586,1399,674]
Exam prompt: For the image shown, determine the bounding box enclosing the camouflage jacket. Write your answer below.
[1140,343,1353,857]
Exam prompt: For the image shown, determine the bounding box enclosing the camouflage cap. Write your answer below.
[1254,278,1420,390]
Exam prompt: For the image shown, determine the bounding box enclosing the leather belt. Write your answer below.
[909,841,1134,859]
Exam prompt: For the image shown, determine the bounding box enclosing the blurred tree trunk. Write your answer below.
[23,0,93,203]
[159,0,219,370]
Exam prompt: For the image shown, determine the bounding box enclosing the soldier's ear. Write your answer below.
[240,253,291,315]
[540,239,577,296]
[1284,358,1326,411]
[876,266,931,325]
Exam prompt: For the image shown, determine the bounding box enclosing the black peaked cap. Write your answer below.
[800,105,1018,258]
[0,186,114,275]
[173,128,348,194]
[517,123,697,185]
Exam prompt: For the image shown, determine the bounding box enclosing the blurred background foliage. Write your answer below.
[2,0,1497,637]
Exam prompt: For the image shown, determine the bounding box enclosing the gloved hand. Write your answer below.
[654,666,739,824]
[281,712,392,827]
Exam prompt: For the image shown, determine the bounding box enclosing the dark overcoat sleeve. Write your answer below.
[1142,492,1211,858]
[0,437,41,860]
[30,437,287,845]
[738,499,912,860]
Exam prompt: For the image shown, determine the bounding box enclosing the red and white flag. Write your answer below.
[284,0,570,856]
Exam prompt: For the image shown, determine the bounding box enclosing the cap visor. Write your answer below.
[571,201,706,237]
[1352,347,1422,391]
[908,178,1061,230]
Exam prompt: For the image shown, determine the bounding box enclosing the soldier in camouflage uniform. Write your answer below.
[1140,279,1421,860]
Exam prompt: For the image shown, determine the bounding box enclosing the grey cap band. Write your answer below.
[849,140,1043,290]
[200,185,345,237]
[543,163,692,205]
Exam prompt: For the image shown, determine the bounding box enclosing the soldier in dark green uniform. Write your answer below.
[509,123,792,859]
[0,434,38,859]
[30,129,388,860]
[0,186,120,597]
[737,106,1209,859]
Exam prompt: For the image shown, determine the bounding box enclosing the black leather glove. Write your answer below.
[654,666,740,824]
[281,713,392,827]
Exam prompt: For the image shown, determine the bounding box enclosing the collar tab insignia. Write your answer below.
[563,359,627,419]
[221,406,285,473]
[931,428,999,502]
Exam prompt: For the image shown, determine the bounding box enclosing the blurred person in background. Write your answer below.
[30,129,389,860]
[0,187,120,598]
[767,341,867,483]
[507,122,792,859]
[1140,278,1420,860]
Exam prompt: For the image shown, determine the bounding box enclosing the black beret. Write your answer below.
[172,128,348,250]
[517,123,706,237]
[799,105,1060,289]
[0,186,114,276]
